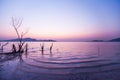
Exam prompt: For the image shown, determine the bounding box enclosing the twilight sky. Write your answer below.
[0,0,120,41]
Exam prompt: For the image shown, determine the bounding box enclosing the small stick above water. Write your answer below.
[50,43,53,54]
[40,43,44,55]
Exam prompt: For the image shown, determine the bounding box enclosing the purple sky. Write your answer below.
[0,0,120,41]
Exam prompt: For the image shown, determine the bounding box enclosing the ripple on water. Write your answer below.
[16,52,120,75]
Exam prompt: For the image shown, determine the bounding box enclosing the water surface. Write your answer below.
[0,42,120,80]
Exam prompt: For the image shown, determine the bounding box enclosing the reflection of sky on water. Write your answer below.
[0,42,120,80]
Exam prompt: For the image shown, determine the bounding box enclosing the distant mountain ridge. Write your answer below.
[0,38,56,42]
[0,37,120,42]
[90,37,120,42]
[91,40,104,42]
[109,37,120,42]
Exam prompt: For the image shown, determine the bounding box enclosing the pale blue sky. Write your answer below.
[0,0,120,41]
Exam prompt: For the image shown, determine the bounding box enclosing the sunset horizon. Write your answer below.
[0,0,120,80]
[0,0,120,41]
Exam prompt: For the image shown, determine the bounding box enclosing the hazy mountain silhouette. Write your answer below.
[109,37,120,42]
[91,37,120,42]
[91,40,104,42]
[0,38,56,42]
[0,37,120,42]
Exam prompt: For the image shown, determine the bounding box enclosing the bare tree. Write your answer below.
[11,17,28,53]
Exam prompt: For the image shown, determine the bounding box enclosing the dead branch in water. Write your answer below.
[0,42,9,52]
[12,44,17,53]
[40,43,44,55]
[0,18,29,63]
[25,43,28,58]
[50,43,53,54]
[11,17,28,53]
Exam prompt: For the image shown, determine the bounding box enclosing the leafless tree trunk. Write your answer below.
[11,17,28,53]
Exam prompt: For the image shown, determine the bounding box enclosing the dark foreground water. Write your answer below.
[0,42,120,80]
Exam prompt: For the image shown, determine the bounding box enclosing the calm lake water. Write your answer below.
[0,42,120,80]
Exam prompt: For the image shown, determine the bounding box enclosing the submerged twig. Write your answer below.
[0,42,9,53]
[50,43,53,54]
[40,43,44,55]
[25,43,28,58]
[12,44,17,53]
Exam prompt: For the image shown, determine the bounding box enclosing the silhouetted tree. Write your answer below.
[11,17,28,53]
